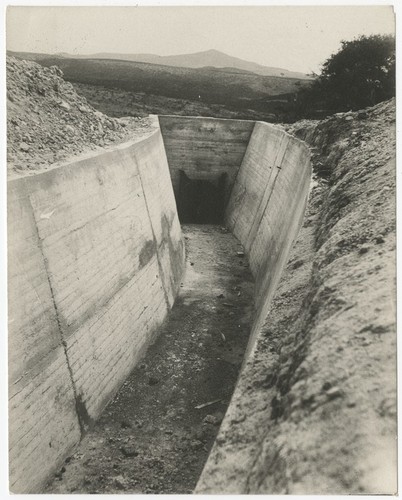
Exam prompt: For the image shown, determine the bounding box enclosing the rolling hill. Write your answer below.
[53,49,311,80]
[7,51,310,101]
[7,50,313,121]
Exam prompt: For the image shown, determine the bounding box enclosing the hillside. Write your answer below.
[8,51,311,121]
[53,49,311,80]
[71,82,253,121]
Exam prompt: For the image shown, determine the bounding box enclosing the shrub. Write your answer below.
[296,34,395,116]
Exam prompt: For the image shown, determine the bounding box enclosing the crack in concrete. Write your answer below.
[27,194,86,438]
[228,121,258,217]
[136,162,172,311]
[243,133,287,252]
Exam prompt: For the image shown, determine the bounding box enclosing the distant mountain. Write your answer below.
[54,49,311,80]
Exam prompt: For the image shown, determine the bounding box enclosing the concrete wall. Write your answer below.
[157,116,310,362]
[226,122,311,351]
[8,129,184,493]
[158,115,255,204]
[8,179,81,495]
[158,115,310,356]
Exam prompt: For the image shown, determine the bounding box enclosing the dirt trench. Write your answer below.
[44,224,254,494]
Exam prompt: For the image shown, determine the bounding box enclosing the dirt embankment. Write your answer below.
[272,99,396,493]
[7,56,154,178]
[197,98,396,494]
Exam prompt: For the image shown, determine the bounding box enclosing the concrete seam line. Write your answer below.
[229,120,257,234]
[247,161,311,348]
[136,156,171,311]
[247,177,310,354]
[242,132,286,251]
[247,169,280,268]
[228,120,257,227]
[26,192,84,439]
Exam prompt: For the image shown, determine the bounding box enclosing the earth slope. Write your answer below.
[7,56,153,177]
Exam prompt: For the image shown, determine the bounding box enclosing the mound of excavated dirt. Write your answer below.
[7,56,154,177]
[196,98,396,494]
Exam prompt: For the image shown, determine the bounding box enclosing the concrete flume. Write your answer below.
[8,116,311,493]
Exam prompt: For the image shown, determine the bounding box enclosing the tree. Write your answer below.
[296,34,395,116]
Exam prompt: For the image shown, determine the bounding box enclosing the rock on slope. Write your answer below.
[196,98,396,494]
[7,56,153,177]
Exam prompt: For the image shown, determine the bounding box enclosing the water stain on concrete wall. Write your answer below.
[138,240,156,269]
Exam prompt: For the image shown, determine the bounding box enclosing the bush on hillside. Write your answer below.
[295,34,395,117]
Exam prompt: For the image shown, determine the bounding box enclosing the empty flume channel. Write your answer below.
[8,115,311,493]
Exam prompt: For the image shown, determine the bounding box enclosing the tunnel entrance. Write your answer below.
[177,170,227,224]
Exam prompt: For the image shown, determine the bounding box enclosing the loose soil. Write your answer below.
[43,224,254,494]
[7,56,154,178]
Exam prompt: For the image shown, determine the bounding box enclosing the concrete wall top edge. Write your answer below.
[158,116,310,159]
[254,120,312,154]
[8,127,160,184]
[158,114,256,125]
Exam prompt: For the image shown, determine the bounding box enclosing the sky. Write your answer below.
[6,4,395,74]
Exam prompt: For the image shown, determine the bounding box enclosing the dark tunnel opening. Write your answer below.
[177,170,227,224]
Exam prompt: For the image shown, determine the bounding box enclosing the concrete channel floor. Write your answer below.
[44,224,255,494]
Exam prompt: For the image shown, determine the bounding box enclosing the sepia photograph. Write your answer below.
[2,2,398,496]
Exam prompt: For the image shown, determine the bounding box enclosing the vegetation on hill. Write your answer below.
[8,51,310,122]
[295,35,395,117]
[51,48,311,80]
